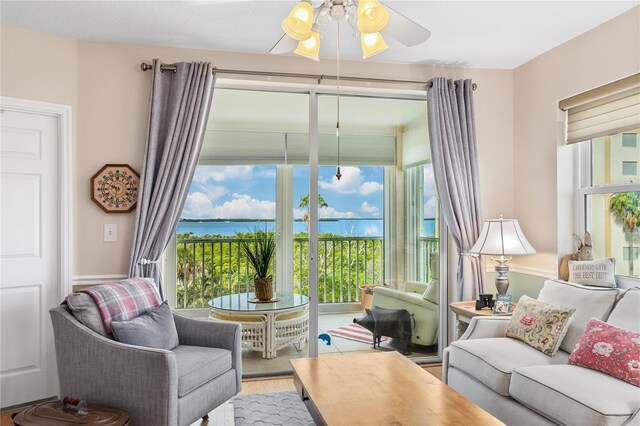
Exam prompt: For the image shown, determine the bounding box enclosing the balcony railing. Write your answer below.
[176,235,438,309]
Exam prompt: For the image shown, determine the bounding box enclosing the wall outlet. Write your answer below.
[104,224,117,242]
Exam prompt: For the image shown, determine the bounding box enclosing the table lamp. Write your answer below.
[470,216,536,294]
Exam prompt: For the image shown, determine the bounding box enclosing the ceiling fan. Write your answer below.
[271,0,431,60]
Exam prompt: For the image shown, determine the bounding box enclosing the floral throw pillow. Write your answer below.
[506,295,576,356]
[569,318,640,387]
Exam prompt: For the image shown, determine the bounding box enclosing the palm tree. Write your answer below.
[609,191,640,275]
[299,193,329,230]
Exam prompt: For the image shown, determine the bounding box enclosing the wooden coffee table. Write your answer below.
[290,352,503,425]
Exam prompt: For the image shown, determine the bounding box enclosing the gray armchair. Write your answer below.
[49,305,242,426]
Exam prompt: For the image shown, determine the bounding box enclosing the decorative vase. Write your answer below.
[254,275,273,301]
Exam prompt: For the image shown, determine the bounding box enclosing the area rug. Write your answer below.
[234,391,314,426]
[326,323,390,344]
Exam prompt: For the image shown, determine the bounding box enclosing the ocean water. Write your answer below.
[177,219,436,237]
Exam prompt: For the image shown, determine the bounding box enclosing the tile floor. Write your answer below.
[242,311,439,376]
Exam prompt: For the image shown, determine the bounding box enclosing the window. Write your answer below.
[405,163,440,283]
[292,165,385,303]
[176,165,277,308]
[623,161,638,176]
[578,130,640,277]
[622,133,638,148]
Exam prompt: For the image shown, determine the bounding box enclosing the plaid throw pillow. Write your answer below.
[506,295,575,356]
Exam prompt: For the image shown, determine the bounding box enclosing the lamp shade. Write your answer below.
[282,1,314,41]
[470,218,536,256]
[357,0,389,33]
[294,28,320,61]
[361,32,389,59]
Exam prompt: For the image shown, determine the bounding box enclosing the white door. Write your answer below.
[1,108,60,408]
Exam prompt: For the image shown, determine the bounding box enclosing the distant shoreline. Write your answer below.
[180,218,436,222]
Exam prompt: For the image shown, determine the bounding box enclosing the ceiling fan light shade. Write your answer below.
[282,1,314,41]
[294,30,320,61]
[361,32,389,58]
[357,0,389,33]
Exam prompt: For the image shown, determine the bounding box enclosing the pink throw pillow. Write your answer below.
[568,318,640,387]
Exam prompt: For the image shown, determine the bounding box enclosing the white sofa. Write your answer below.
[443,279,640,425]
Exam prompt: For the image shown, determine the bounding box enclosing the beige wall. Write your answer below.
[1,25,513,278]
[513,6,640,274]
[0,26,78,107]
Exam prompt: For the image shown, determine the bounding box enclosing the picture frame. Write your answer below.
[492,293,513,314]
[90,164,140,213]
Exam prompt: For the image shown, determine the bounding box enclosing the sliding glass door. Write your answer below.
[168,84,444,377]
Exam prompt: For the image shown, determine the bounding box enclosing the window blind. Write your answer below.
[401,124,430,168]
[560,73,640,145]
[199,130,395,166]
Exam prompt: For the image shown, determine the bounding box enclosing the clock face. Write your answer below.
[91,164,139,213]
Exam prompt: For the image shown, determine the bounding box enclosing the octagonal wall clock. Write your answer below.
[90,164,140,213]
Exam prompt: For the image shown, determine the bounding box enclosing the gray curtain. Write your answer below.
[129,59,215,298]
[427,77,484,300]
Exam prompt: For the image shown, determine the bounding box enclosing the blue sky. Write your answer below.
[181,164,437,220]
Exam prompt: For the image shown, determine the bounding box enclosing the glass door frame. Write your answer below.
[167,77,451,362]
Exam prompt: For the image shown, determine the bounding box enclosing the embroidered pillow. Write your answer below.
[568,259,616,287]
[569,318,640,387]
[506,295,576,356]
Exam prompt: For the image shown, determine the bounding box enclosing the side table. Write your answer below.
[12,400,130,425]
[449,300,516,339]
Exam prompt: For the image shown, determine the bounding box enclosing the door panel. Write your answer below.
[1,109,59,408]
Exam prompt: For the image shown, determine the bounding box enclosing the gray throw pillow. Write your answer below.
[111,301,179,350]
[66,292,110,337]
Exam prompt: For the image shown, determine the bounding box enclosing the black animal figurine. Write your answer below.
[354,306,414,354]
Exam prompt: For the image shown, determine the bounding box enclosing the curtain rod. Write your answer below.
[139,62,477,91]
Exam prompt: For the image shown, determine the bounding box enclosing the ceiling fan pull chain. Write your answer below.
[336,20,342,181]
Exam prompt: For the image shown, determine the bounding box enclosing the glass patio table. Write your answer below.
[208,292,309,359]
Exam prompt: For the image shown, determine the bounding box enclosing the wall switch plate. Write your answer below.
[104,224,117,242]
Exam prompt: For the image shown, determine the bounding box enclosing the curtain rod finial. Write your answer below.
[140,62,153,71]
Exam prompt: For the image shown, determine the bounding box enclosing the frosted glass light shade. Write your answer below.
[357,0,389,33]
[282,1,314,41]
[470,218,536,256]
[361,32,389,59]
[294,30,320,61]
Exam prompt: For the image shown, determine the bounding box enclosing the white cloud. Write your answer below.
[212,193,275,219]
[193,166,253,183]
[360,201,380,217]
[424,196,438,218]
[423,164,437,197]
[205,185,227,202]
[318,167,383,195]
[182,192,215,219]
[360,181,384,195]
[319,206,356,219]
[182,192,277,220]
[256,168,276,178]
[363,225,382,237]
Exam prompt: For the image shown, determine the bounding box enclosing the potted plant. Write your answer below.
[237,226,276,301]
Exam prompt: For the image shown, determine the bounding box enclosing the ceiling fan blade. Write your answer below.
[269,34,298,55]
[185,0,255,5]
[382,4,431,47]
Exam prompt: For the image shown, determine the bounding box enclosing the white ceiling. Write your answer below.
[1,1,637,69]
